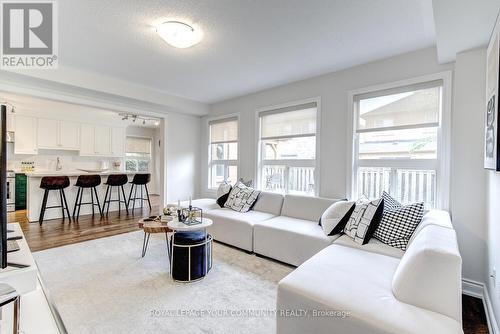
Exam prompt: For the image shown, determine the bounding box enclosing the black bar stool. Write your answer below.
[38,176,71,225]
[102,174,129,215]
[72,175,102,219]
[128,173,152,211]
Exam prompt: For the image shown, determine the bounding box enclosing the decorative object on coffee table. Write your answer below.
[167,218,213,282]
[138,216,172,258]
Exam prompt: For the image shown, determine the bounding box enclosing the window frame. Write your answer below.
[125,135,153,172]
[207,115,240,191]
[256,97,321,196]
[347,72,452,209]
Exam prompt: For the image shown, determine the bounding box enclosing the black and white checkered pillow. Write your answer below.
[374,202,424,250]
[382,191,402,211]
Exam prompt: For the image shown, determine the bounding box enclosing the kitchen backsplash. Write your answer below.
[6,144,124,172]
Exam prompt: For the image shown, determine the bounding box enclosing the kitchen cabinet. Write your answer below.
[37,118,80,150]
[80,123,95,155]
[110,127,126,157]
[80,124,113,156]
[94,125,111,155]
[59,120,80,149]
[14,115,37,154]
[37,118,58,149]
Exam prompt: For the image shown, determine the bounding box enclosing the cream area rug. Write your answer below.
[34,231,294,334]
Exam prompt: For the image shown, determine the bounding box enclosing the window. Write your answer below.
[209,118,238,189]
[352,80,444,209]
[258,102,318,195]
[126,136,152,172]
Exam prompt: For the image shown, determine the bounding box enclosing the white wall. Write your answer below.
[452,48,488,285]
[203,47,453,199]
[165,113,201,204]
[202,46,491,287]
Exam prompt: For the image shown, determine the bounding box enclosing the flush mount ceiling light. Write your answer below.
[156,21,202,48]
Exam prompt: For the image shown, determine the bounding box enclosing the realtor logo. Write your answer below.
[1,1,58,68]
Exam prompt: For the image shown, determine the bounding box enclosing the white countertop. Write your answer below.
[24,170,147,177]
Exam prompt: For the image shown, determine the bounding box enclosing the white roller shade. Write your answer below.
[126,137,151,154]
[260,103,317,140]
[209,118,238,143]
[356,81,442,132]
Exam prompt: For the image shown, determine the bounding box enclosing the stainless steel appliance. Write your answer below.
[6,171,15,212]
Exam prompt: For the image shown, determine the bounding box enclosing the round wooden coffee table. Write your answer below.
[138,216,173,258]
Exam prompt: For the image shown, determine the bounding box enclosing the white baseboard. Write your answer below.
[462,278,499,334]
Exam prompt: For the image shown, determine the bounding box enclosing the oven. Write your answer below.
[6,171,15,212]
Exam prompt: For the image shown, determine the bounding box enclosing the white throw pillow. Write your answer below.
[343,198,384,244]
[216,181,232,208]
[319,201,355,236]
[224,181,261,213]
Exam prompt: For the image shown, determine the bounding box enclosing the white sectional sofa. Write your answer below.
[178,195,462,334]
[277,210,462,334]
[253,195,340,266]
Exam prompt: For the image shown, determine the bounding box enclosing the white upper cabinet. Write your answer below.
[14,115,37,155]
[110,127,126,157]
[94,125,111,156]
[59,120,80,149]
[80,123,96,156]
[37,118,59,149]
[37,118,80,150]
[80,124,113,156]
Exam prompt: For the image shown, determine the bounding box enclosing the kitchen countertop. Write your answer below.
[25,170,147,177]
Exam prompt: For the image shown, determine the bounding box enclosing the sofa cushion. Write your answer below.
[204,208,275,251]
[252,192,284,216]
[277,244,462,334]
[392,224,462,323]
[333,234,404,258]
[343,198,384,245]
[253,216,339,266]
[408,209,453,246]
[281,195,339,221]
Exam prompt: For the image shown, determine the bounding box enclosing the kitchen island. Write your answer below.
[26,171,148,222]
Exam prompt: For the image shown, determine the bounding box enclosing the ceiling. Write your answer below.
[57,0,437,103]
[433,0,500,63]
[0,91,160,127]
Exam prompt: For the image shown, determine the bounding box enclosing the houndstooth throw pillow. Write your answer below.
[374,201,424,250]
[382,191,402,211]
[224,181,261,213]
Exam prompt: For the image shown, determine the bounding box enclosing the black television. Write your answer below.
[0,104,7,268]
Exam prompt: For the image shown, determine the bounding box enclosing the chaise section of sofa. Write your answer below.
[276,210,463,334]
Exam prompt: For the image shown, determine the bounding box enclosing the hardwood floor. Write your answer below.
[6,195,490,333]
[463,294,489,334]
[9,195,159,252]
